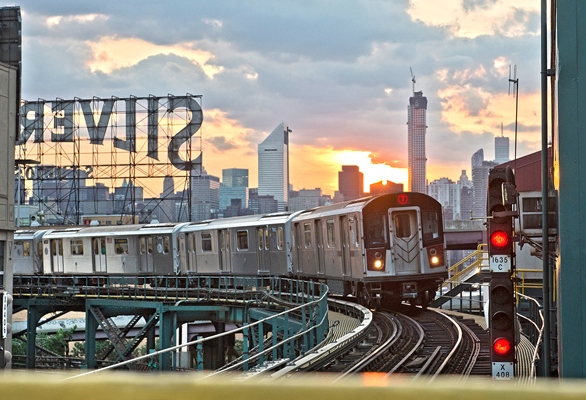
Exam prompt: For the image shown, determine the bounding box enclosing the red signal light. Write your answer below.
[490,230,510,248]
[493,337,512,356]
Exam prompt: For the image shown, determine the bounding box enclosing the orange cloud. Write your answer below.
[407,0,539,38]
[85,36,223,78]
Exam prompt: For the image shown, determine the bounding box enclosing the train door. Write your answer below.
[50,239,64,273]
[314,219,325,275]
[257,227,270,274]
[218,229,231,273]
[186,233,198,273]
[339,216,351,277]
[389,208,421,274]
[92,237,107,273]
[139,236,155,273]
[293,223,303,274]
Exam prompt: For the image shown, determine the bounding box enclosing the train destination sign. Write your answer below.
[17,94,203,171]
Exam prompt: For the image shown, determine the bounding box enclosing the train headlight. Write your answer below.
[427,246,443,268]
[368,251,385,271]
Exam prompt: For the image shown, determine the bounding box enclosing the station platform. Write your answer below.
[325,310,363,343]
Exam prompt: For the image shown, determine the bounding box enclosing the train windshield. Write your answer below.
[365,214,388,246]
[421,211,440,241]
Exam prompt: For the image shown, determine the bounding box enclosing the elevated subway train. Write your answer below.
[13,192,447,307]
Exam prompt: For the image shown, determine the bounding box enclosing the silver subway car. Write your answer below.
[180,213,299,276]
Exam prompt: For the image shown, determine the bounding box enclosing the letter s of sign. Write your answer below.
[167,97,203,171]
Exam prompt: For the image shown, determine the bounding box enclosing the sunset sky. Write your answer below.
[14,1,544,197]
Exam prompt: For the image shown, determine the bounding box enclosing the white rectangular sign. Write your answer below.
[1,292,7,339]
[492,362,514,380]
[489,255,511,273]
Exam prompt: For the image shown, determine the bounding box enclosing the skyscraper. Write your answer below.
[190,168,220,221]
[222,168,249,188]
[471,149,497,218]
[258,122,290,211]
[220,168,249,213]
[495,135,510,165]
[428,177,460,221]
[338,165,364,201]
[407,90,428,194]
[159,175,176,223]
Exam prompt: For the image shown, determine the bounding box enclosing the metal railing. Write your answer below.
[443,244,487,290]
[13,275,330,375]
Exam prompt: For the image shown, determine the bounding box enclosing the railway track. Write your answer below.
[294,304,490,380]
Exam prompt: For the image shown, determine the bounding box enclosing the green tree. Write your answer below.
[36,327,75,356]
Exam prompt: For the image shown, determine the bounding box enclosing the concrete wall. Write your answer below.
[0,63,16,367]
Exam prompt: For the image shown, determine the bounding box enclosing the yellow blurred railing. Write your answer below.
[443,244,487,289]
[1,372,585,398]
[515,268,549,300]
[443,243,548,302]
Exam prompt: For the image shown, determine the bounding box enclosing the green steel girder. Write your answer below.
[12,297,86,369]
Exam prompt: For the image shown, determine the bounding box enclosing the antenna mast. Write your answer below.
[508,65,519,163]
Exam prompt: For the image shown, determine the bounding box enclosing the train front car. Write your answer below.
[362,192,446,308]
[14,229,49,276]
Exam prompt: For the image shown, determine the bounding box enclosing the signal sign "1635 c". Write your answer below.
[489,255,511,273]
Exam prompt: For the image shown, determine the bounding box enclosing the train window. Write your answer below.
[350,215,360,247]
[37,241,43,258]
[115,238,129,254]
[394,213,412,238]
[15,241,29,257]
[326,220,336,247]
[365,214,388,246]
[147,237,153,254]
[163,236,170,254]
[304,223,312,249]
[202,233,212,252]
[237,230,249,250]
[422,211,439,240]
[140,237,146,254]
[14,241,22,257]
[277,227,284,250]
[258,229,264,250]
[53,240,63,256]
[188,234,196,253]
[70,239,84,256]
[265,229,269,250]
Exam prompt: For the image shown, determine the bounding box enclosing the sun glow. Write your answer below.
[330,150,407,193]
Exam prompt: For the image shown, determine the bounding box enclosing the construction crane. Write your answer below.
[410,67,416,94]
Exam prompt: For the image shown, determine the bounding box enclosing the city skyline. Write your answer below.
[14,1,542,195]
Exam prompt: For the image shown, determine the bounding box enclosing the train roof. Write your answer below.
[293,193,442,221]
[14,229,51,240]
[182,212,300,231]
[39,222,184,238]
[294,196,372,220]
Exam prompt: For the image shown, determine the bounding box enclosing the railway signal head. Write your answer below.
[489,274,516,378]
[493,337,512,356]
[487,167,516,273]
[490,230,510,250]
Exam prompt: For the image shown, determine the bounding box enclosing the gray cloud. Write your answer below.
[16,0,542,188]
